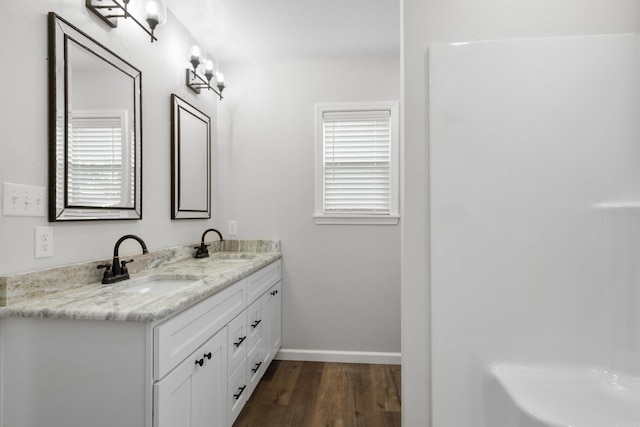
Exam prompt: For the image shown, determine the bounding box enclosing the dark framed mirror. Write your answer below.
[48,13,142,221]
[171,94,211,219]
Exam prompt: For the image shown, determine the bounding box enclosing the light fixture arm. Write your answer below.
[86,0,160,42]
[186,69,224,100]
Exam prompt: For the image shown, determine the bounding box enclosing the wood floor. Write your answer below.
[234,360,401,427]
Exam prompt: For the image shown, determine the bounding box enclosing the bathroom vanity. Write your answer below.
[0,245,281,427]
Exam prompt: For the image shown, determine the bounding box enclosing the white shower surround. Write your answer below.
[429,33,640,426]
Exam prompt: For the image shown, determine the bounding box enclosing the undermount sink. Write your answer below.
[116,275,202,294]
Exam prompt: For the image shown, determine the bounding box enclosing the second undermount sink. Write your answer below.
[117,275,203,294]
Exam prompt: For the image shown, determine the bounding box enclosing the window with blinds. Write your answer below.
[315,102,399,225]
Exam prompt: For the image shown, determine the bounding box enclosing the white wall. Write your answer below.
[0,1,221,275]
[217,57,401,356]
[401,0,640,426]
[0,3,400,358]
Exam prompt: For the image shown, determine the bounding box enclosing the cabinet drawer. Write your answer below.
[246,341,264,399]
[228,359,247,426]
[247,259,281,305]
[246,299,262,353]
[227,311,248,376]
[154,280,246,379]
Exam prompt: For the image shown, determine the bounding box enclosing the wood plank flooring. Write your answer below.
[234,360,401,427]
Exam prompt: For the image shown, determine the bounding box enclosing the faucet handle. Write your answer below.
[120,259,134,274]
[97,264,113,283]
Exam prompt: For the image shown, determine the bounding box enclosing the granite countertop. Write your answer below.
[0,244,280,323]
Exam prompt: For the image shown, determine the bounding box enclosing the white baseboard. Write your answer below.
[275,348,401,365]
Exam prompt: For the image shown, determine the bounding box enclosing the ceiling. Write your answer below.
[166,0,400,64]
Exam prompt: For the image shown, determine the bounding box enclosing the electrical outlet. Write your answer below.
[228,220,238,236]
[3,182,46,217]
[35,226,54,258]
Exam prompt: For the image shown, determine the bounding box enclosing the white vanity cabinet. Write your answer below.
[153,259,282,427]
[152,276,248,427]
[224,260,282,425]
[0,258,282,427]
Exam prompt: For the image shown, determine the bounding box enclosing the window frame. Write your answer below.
[314,101,400,225]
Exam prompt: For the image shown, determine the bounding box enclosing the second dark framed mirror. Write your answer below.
[171,94,211,219]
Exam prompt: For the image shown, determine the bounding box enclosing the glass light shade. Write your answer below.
[145,0,167,25]
[190,45,202,62]
[216,72,225,84]
[205,60,214,73]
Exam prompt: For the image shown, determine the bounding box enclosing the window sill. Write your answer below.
[314,214,400,225]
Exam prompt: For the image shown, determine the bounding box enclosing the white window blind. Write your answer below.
[322,109,391,214]
[67,111,133,208]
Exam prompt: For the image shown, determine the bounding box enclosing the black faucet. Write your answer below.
[97,234,149,284]
[194,228,224,258]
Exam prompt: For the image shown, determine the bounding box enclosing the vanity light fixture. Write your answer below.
[186,46,225,100]
[86,0,167,42]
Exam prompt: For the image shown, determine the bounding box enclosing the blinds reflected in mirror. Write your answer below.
[67,110,134,209]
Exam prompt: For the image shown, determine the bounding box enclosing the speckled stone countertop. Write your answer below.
[0,240,280,322]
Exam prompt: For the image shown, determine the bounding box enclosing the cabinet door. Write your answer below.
[197,329,228,427]
[261,281,282,366]
[154,328,227,427]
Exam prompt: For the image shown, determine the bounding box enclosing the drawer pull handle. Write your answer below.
[234,385,246,400]
[270,290,278,296]
[204,352,212,360]
[251,361,263,373]
[234,336,247,347]
[251,319,262,328]
[195,358,204,367]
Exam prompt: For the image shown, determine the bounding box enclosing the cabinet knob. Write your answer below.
[251,319,262,328]
[195,358,204,367]
[251,361,263,373]
[204,352,212,360]
[234,385,246,400]
[234,336,247,347]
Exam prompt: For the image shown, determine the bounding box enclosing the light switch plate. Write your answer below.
[3,182,46,217]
